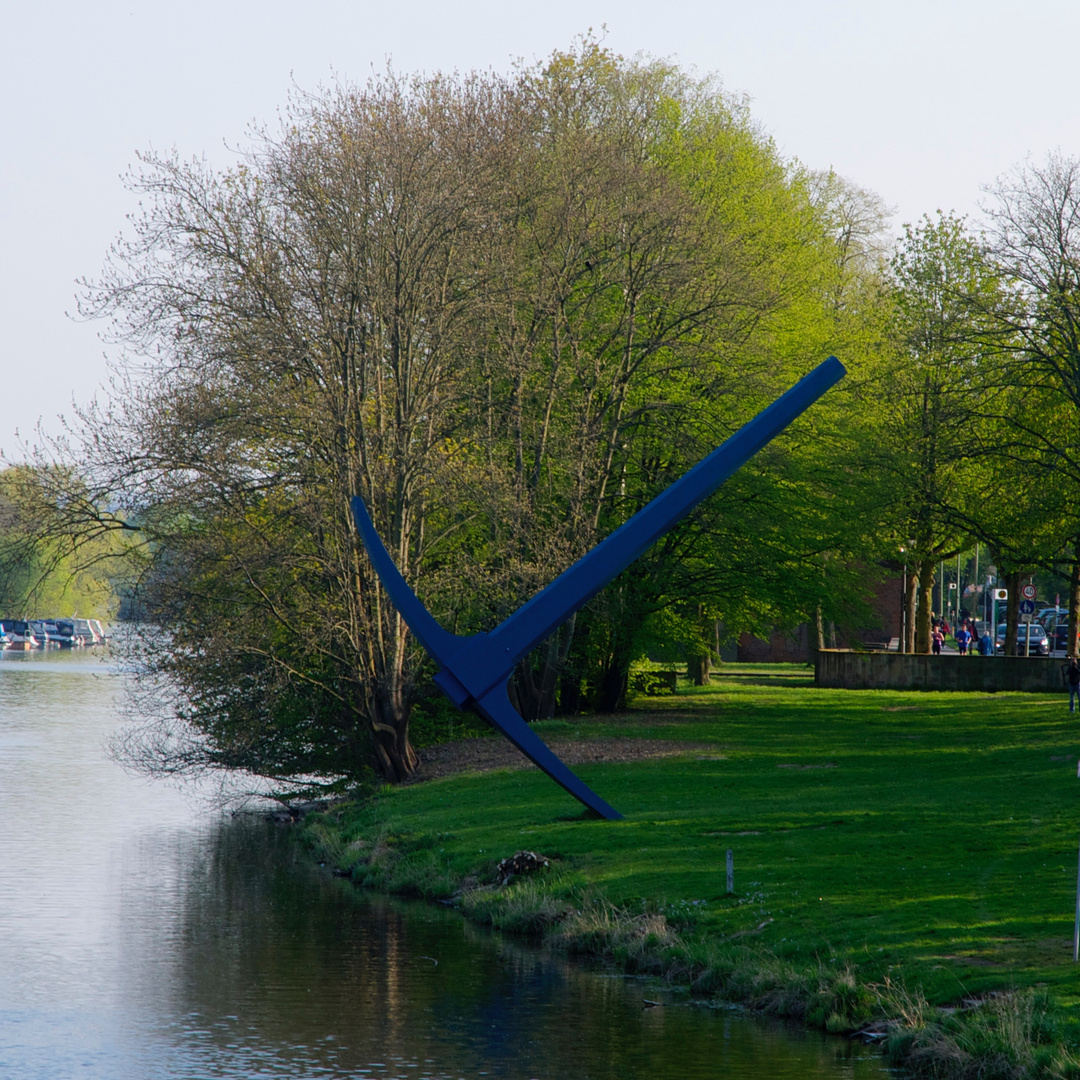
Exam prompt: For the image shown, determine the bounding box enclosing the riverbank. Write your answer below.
[300,665,1080,1077]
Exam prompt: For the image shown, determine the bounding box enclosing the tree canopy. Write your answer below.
[32,46,1080,796]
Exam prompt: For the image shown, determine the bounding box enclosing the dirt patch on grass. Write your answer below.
[406,736,713,783]
[604,710,707,726]
[937,954,999,968]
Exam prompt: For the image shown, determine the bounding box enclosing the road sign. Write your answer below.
[1022,583,1037,600]
[1020,599,1036,618]
[994,588,1008,601]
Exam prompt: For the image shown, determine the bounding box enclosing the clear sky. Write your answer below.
[2,0,1077,455]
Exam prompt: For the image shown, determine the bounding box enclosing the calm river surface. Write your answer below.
[0,648,896,1079]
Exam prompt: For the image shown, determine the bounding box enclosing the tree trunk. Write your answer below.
[595,659,628,713]
[687,604,712,685]
[511,618,576,721]
[916,557,935,653]
[904,572,918,653]
[558,668,583,715]
[369,706,418,783]
[1004,570,1020,655]
[687,651,711,685]
[1070,537,1080,658]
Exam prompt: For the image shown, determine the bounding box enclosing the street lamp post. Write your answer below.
[900,546,907,654]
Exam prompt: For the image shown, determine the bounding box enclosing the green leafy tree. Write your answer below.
[433,44,880,712]
[35,43,899,792]
[0,465,123,620]
[66,70,511,787]
[983,153,1080,655]
[869,213,1005,652]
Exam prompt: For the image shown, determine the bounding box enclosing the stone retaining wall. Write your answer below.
[815,649,1069,693]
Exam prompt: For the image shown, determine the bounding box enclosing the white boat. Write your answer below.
[0,621,39,650]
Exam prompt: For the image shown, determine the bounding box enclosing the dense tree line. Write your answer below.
[876,161,1080,658]
[7,43,1080,794]
[0,465,125,620]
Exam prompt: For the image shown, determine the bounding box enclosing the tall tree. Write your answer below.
[983,153,1080,655]
[437,45,870,712]
[32,44,894,792]
[68,70,511,786]
[869,213,1003,651]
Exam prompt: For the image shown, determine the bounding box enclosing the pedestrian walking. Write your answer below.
[932,626,944,655]
[1066,659,1080,713]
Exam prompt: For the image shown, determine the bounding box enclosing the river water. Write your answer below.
[0,648,895,1079]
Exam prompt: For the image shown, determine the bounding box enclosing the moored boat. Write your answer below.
[0,621,39,650]
[52,619,88,647]
[70,619,102,646]
[28,620,62,648]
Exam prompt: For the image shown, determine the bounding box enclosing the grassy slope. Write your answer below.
[309,665,1080,1015]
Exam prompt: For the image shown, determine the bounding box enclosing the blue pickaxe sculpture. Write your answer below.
[351,356,845,820]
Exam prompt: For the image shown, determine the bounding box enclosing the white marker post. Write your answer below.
[1074,830,1080,962]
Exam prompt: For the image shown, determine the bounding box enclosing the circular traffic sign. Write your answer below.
[1022,583,1037,600]
[1020,599,1036,615]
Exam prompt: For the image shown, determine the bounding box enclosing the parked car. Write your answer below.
[1053,623,1078,653]
[995,623,1050,656]
[1037,607,1067,629]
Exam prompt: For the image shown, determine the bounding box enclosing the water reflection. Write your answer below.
[0,649,893,1080]
[161,818,890,1080]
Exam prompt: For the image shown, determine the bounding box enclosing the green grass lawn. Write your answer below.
[310,666,1080,1015]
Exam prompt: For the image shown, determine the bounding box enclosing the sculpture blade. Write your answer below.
[448,356,846,702]
[474,685,623,819]
[350,495,619,815]
[351,354,846,820]
[349,494,464,664]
